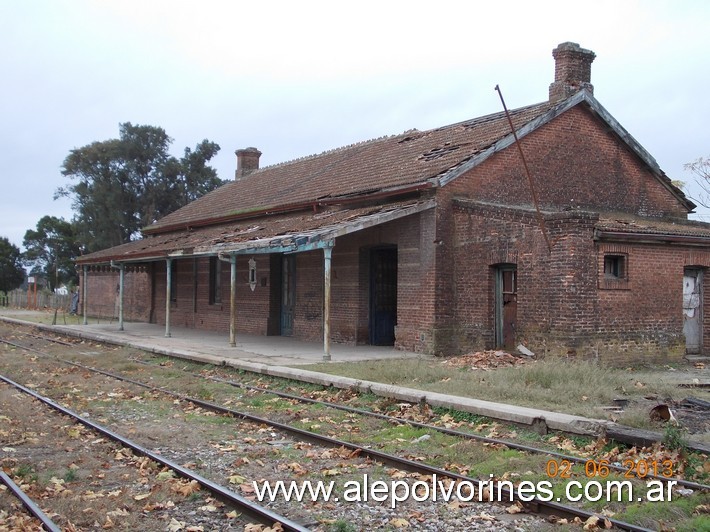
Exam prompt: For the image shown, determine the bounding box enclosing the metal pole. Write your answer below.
[82,265,88,325]
[230,254,237,347]
[118,263,124,331]
[323,245,333,361]
[165,258,172,338]
[494,84,552,253]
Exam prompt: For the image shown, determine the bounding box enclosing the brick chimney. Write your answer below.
[549,42,596,102]
[235,147,262,180]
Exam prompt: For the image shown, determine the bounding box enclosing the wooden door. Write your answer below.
[496,266,517,349]
[280,255,296,336]
[683,268,703,354]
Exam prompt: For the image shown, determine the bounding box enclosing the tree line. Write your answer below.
[1,123,223,293]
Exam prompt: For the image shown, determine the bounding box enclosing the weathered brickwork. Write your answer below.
[82,266,152,322]
[432,108,697,363]
[446,106,687,219]
[449,200,695,364]
[79,88,701,362]
[82,213,435,351]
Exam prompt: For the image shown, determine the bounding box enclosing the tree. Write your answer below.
[685,156,710,208]
[23,216,81,291]
[0,237,25,293]
[56,123,222,252]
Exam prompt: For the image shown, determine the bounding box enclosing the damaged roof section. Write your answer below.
[145,91,691,237]
[144,101,556,235]
[78,200,435,264]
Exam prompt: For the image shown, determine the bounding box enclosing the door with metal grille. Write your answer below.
[370,248,397,346]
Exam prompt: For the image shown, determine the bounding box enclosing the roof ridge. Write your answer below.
[435,101,551,132]
[249,102,551,173]
[258,131,414,171]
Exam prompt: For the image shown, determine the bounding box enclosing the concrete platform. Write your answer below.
[0,312,428,366]
[0,312,610,436]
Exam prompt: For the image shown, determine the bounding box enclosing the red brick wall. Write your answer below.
[449,105,688,219]
[421,102,694,361]
[109,212,435,351]
[449,201,693,364]
[152,256,272,335]
[331,210,437,352]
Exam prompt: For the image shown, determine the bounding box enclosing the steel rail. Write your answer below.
[15,329,710,476]
[159,361,710,492]
[0,340,656,532]
[6,333,710,492]
[0,470,61,532]
[61,364,660,530]
[0,373,309,532]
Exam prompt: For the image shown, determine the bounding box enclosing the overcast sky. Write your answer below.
[1,0,709,249]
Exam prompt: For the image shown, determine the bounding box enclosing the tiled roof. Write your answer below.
[145,101,555,233]
[596,214,710,239]
[77,200,432,264]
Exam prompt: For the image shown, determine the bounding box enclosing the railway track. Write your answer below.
[0,330,678,530]
[10,328,710,492]
[0,469,61,531]
[0,373,308,531]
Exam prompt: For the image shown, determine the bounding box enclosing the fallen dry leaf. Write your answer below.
[171,479,201,497]
[506,502,524,514]
[167,518,185,531]
[228,474,247,485]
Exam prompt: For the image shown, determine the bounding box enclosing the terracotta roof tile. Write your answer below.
[146,101,554,233]
[78,200,431,264]
[596,214,710,239]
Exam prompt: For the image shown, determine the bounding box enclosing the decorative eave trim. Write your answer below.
[200,198,437,257]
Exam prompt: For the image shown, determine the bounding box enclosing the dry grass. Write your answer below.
[298,357,706,424]
[0,308,108,326]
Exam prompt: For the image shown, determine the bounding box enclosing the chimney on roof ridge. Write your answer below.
[549,42,596,102]
[235,147,262,180]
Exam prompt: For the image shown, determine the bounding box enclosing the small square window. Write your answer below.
[604,255,625,279]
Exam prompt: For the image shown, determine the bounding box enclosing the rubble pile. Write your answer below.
[442,350,527,370]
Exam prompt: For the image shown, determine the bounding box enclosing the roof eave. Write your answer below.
[142,182,434,236]
[594,229,710,247]
[580,93,696,213]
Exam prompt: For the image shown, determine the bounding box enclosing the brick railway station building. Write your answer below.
[77,42,710,364]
